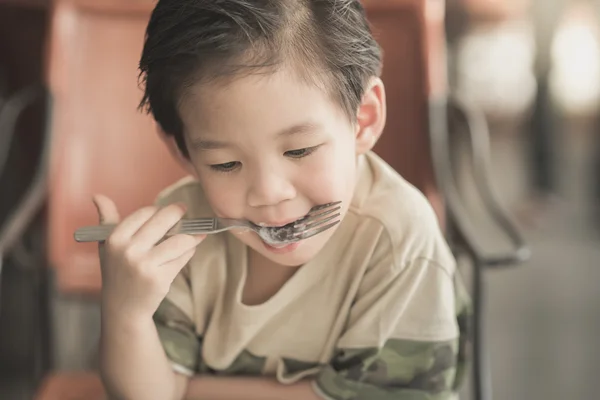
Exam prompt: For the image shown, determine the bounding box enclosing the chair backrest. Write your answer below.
[365,0,446,220]
[46,0,446,296]
[46,0,188,295]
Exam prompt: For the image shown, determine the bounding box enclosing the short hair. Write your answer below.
[138,0,382,157]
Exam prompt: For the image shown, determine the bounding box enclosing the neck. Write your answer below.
[242,248,299,306]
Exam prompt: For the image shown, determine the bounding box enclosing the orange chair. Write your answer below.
[29,1,529,399]
[367,0,448,223]
[34,2,185,396]
[45,0,188,296]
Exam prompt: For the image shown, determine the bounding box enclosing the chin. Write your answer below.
[253,241,319,266]
[245,232,332,267]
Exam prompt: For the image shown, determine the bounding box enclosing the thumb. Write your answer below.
[92,194,121,225]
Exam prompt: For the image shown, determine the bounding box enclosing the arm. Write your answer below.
[305,232,471,400]
[151,282,323,400]
[183,376,321,400]
[100,308,187,400]
[179,258,470,400]
[94,195,203,400]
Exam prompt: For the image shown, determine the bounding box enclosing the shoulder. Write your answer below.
[349,152,455,277]
[154,175,215,218]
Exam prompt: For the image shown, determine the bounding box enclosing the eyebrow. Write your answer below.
[190,122,320,151]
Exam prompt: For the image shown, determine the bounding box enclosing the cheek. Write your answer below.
[197,172,246,218]
[297,145,356,203]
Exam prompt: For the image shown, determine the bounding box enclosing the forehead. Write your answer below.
[178,68,345,137]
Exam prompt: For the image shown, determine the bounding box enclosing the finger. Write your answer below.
[92,194,121,225]
[160,247,197,281]
[110,206,158,243]
[93,195,121,258]
[131,203,187,251]
[143,233,205,266]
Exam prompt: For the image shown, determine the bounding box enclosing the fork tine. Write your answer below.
[179,220,216,234]
[300,213,340,231]
[295,220,340,240]
[297,206,341,226]
[307,201,342,213]
[181,221,215,228]
[178,220,215,231]
[177,226,215,234]
[180,218,215,226]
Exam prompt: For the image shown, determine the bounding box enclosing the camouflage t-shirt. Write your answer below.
[153,151,471,400]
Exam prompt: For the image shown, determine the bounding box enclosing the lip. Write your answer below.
[254,217,303,228]
[262,241,300,254]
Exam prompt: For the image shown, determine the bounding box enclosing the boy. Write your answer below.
[95,0,471,399]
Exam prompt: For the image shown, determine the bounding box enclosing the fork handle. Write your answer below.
[74,224,184,243]
[73,225,118,242]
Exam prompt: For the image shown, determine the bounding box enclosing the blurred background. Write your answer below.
[0,0,599,399]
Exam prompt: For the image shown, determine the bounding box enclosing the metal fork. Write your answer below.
[74,201,342,245]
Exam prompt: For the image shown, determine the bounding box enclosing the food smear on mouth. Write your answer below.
[256,221,297,245]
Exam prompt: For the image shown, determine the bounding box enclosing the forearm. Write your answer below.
[184,376,323,400]
[99,309,181,400]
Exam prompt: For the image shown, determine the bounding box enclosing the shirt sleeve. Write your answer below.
[153,267,201,376]
[152,180,202,376]
[313,229,472,400]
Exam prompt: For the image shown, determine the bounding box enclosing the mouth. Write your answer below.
[251,217,304,250]
[249,203,338,250]
[262,240,301,254]
[254,219,301,229]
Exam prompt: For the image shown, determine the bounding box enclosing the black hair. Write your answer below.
[139,0,382,157]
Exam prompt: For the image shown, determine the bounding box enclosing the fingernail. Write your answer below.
[92,195,104,223]
[194,234,206,243]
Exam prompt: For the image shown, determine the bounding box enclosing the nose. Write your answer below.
[246,166,296,208]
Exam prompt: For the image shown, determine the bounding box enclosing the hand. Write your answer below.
[93,194,205,320]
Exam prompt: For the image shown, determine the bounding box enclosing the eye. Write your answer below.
[284,146,319,159]
[210,161,241,172]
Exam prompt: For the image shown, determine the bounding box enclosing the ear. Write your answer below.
[355,77,386,155]
[156,126,198,177]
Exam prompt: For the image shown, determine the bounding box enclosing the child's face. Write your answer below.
[176,68,383,267]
